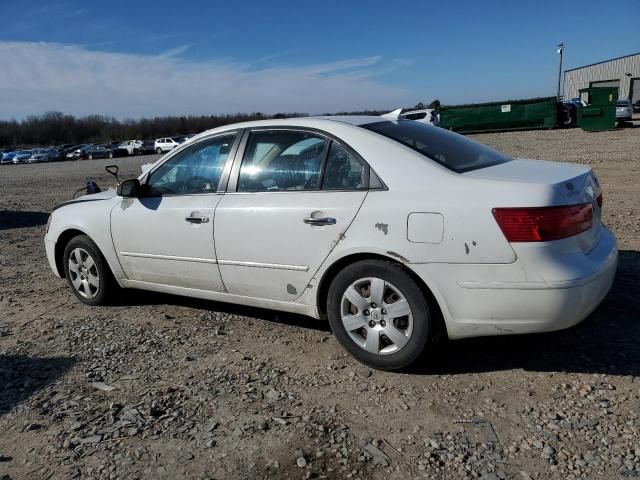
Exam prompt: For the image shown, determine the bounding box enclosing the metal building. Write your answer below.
[564,52,640,103]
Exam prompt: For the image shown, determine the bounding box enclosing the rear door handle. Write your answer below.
[303,216,337,226]
[185,216,210,224]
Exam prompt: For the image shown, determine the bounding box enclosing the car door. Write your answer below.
[214,128,370,302]
[110,132,240,291]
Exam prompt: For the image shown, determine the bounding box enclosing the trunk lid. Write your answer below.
[464,158,602,252]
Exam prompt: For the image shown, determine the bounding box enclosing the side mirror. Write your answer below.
[117,178,140,197]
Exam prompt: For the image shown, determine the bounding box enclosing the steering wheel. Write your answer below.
[184,175,214,193]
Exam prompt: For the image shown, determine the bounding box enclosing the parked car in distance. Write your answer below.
[12,150,32,164]
[154,137,180,154]
[1,150,17,165]
[174,134,196,144]
[118,140,143,156]
[616,99,633,123]
[142,140,156,154]
[47,147,64,162]
[60,145,81,160]
[66,145,93,161]
[399,108,440,126]
[86,144,114,160]
[560,100,581,127]
[45,116,617,370]
[27,148,50,163]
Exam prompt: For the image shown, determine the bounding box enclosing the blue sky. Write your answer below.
[0,0,638,119]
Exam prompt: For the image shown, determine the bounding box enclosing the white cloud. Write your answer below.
[0,42,414,119]
[158,44,191,58]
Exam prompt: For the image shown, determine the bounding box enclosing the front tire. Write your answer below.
[63,235,116,306]
[327,259,433,371]
[156,147,162,154]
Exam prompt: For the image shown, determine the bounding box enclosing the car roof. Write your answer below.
[195,116,386,138]
[312,115,387,126]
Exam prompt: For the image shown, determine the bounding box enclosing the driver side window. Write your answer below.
[146,134,236,196]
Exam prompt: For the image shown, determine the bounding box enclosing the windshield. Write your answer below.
[363,120,512,173]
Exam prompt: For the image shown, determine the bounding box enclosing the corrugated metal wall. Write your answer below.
[564,54,640,102]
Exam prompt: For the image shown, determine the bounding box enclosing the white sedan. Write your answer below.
[45,116,617,370]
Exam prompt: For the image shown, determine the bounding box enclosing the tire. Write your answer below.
[88,154,93,160]
[108,152,113,159]
[156,147,162,154]
[327,259,433,371]
[63,235,117,306]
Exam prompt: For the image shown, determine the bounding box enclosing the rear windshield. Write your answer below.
[362,120,512,173]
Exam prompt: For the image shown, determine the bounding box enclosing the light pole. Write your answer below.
[556,42,564,101]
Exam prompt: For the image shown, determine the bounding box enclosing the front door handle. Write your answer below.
[303,216,337,226]
[185,216,210,224]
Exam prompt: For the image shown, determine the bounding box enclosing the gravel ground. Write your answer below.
[1,122,639,480]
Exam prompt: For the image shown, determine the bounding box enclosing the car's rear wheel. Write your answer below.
[156,147,162,154]
[88,154,93,160]
[108,152,113,159]
[63,235,116,306]
[327,259,433,370]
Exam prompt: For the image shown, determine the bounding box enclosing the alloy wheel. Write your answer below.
[340,277,413,355]
[68,247,100,299]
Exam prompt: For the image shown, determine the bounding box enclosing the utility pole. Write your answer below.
[556,42,564,101]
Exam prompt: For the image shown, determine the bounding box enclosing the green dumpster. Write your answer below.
[439,97,559,133]
[577,87,618,132]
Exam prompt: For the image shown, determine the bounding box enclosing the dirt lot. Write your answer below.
[1,123,639,480]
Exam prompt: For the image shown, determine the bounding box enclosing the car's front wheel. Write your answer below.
[156,147,162,154]
[327,259,434,370]
[63,235,116,305]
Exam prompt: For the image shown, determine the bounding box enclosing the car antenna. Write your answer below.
[105,164,120,182]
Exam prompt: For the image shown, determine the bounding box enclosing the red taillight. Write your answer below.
[492,203,593,242]
[597,193,603,208]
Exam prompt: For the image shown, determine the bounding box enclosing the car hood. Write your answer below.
[52,189,117,212]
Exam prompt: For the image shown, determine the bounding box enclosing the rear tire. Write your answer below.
[156,147,162,154]
[327,259,433,370]
[63,235,117,306]
[88,154,93,160]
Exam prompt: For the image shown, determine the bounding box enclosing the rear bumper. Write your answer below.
[409,227,618,339]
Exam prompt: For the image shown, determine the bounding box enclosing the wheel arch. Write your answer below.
[54,228,106,279]
[316,253,448,339]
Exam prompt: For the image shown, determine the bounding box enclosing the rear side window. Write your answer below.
[322,142,366,190]
[363,120,512,173]
[238,131,327,192]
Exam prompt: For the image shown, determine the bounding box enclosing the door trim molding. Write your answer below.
[120,251,218,264]
[120,251,309,272]
[218,259,309,272]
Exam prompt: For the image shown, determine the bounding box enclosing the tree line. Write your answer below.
[0,102,439,148]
